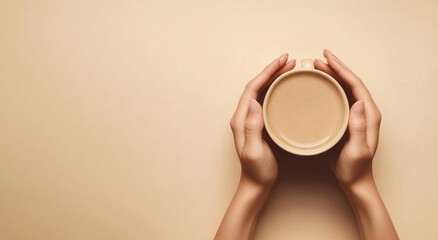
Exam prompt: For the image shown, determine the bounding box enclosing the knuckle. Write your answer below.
[245,82,255,91]
[376,109,382,123]
[229,117,236,130]
[244,118,260,132]
[356,127,367,136]
[348,148,371,162]
[350,119,367,134]
[242,148,265,162]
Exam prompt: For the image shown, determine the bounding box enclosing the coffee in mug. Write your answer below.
[263,59,349,156]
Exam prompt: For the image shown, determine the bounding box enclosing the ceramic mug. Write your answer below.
[263,59,349,156]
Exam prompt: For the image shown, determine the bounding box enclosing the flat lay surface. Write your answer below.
[1,0,437,239]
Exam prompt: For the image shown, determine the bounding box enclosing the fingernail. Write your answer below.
[325,49,333,56]
[249,99,261,114]
[325,49,342,64]
[279,53,288,64]
[353,100,365,114]
[286,58,296,66]
[326,53,341,66]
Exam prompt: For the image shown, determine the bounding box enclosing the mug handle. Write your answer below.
[302,59,314,69]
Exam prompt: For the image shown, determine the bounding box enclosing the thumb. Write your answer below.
[347,100,367,146]
[244,99,264,150]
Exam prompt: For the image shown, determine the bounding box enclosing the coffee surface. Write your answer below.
[266,72,346,150]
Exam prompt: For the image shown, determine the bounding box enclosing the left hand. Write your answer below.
[315,50,382,187]
[230,53,296,187]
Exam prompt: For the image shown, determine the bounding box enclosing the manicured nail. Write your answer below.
[249,99,261,114]
[325,49,342,63]
[353,100,365,114]
[279,53,288,64]
[325,53,341,67]
[325,49,333,56]
[288,59,297,67]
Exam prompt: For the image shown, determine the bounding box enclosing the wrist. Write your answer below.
[233,172,274,212]
[338,170,399,240]
[213,170,275,240]
[239,171,275,195]
[340,171,381,207]
[338,167,374,193]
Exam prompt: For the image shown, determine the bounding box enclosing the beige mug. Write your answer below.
[263,59,349,156]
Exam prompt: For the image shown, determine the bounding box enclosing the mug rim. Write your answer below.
[262,68,350,156]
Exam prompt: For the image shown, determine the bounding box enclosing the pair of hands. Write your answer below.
[230,50,382,189]
[217,50,398,240]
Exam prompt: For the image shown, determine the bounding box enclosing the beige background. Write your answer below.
[1,0,437,239]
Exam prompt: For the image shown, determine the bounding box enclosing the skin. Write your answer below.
[214,50,399,240]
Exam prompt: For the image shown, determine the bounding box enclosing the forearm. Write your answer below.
[214,173,273,240]
[342,172,399,240]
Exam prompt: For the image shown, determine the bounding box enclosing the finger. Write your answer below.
[269,59,297,87]
[253,53,289,89]
[256,59,297,102]
[231,54,288,152]
[324,50,372,102]
[323,50,381,152]
[346,100,369,153]
[249,53,289,93]
[314,58,339,80]
[323,50,378,113]
[323,49,353,72]
[243,99,265,159]
[314,59,354,105]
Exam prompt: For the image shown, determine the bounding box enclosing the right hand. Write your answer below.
[230,54,296,187]
[314,50,382,187]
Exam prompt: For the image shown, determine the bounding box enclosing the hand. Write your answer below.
[230,54,296,187]
[315,50,398,240]
[215,54,296,240]
[314,50,382,187]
